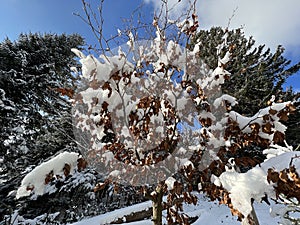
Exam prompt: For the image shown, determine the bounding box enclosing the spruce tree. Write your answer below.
[0,33,84,221]
[190,27,300,150]
[0,33,147,224]
[191,27,299,114]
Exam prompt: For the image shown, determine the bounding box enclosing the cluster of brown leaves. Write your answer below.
[196,101,297,222]
[44,158,87,185]
[180,14,199,36]
[51,87,75,98]
[26,157,88,193]
[44,163,71,185]
[165,164,198,224]
[128,95,179,165]
[200,180,245,221]
[74,67,182,167]
[224,103,296,152]
[268,165,300,201]
[220,191,244,221]
[94,179,110,193]
[130,96,163,138]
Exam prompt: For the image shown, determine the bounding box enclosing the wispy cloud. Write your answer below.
[144,0,300,52]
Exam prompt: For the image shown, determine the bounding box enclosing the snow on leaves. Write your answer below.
[208,151,300,223]
[199,102,297,222]
[16,152,87,199]
[71,23,298,225]
[72,31,213,187]
[267,158,300,201]
[176,14,199,36]
[227,102,295,147]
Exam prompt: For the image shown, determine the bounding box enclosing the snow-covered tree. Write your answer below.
[1,32,148,225]
[70,1,299,224]
[10,1,299,225]
[190,27,300,149]
[0,33,84,222]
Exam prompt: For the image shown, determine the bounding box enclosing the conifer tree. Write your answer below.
[190,27,300,150]
[0,32,148,225]
[0,33,84,220]
[191,27,300,115]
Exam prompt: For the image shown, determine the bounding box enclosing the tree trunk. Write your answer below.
[152,184,164,225]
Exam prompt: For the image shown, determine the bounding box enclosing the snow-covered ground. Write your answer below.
[69,193,280,225]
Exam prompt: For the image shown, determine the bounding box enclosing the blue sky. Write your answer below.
[0,0,150,45]
[0,0,299,90]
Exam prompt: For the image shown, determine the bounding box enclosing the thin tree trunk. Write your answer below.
[152,184,164,225]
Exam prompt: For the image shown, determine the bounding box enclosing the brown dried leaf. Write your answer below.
[263,115,270,121]
[262,122,273,134]
[250,123,260,133]
[287,103,296,112]
[102,82,112,98]
[73,93,83,103]
[77,158,88,171]
[45,170,54,184]
[273,131,285,143]
[54,87,75,98]
[278,111,289,121]
[63,163,71,177]
[90,79,101,89]
[26,184,35,191]
[267,168,279,183]
[279,170,289,183]
[94,180,109,192]
[269,108,277,115]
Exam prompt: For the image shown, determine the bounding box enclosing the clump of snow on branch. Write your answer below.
[16,152,79,199]
[165,176,177,191]
[214,147,300,219]
[263,141,293,159]
[228,102,292,141]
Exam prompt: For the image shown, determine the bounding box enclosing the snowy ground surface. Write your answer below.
[69,193,280,225]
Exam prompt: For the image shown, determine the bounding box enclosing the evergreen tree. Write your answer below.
[0,32,147,224]
[191,27,299,115]
[0,33,84,221]
[190,27,300,149]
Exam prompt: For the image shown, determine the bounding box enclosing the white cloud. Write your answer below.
[144,0,300,52]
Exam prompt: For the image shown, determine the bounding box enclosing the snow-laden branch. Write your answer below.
[214,150,300,220]
[16,152,79,199]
